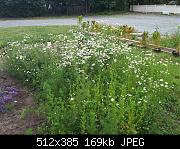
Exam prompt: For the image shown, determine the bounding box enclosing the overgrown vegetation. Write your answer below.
[0,0,130,17]
[0,23,179,134]
[83,21,180,51]
[152,28,161,46]
[1,0,177,18]
[161,31,180,51]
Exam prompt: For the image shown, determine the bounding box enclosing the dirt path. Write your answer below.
[0,71,42,134]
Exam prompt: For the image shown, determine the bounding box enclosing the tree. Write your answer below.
[0,0,47,17]
[1,0,179,18]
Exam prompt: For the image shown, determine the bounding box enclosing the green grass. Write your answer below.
[149,29,180,50]
[0,26,73,48]
[0,25,179,135]
[0,26,73,63]
[161,31,180,50]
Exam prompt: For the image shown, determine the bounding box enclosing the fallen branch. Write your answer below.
[118,37,180,56]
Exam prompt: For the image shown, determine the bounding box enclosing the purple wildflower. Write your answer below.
[0,84,19,113]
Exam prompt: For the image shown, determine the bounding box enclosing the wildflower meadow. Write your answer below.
[0,22,179,134]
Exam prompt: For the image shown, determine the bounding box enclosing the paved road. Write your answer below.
[0,14,179,34]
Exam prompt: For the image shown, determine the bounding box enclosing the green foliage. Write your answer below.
[91,0,129,12]
[90,21,103,32]
[0,0,47,17]
[1,26,180,135]
[161,30,180,51]
[122,25,135,39]
[152,29,161,46]
[0,0,130,18]
[4,103,15,111]
[25,128,33,135]
[142,31,149,47]
[78,15,83,25]
[20,107,37,119]
[82,21,88,30]
[0,0,173,18]
[80,20,103,33]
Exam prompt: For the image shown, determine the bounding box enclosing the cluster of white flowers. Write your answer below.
[2,28,179,106]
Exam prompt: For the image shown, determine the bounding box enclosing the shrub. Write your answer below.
[142,31,149,47]
[152,29,161,46]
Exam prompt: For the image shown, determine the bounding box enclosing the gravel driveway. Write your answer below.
[0,14,179,34]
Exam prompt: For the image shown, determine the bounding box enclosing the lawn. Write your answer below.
[0,24,179,135]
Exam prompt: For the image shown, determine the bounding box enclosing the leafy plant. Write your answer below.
[152,29,161,46]
[82,22,88,30]
[78,15,83,26]
[142,31,149,47]
[25,128,33,135]
[122,25,135,39]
